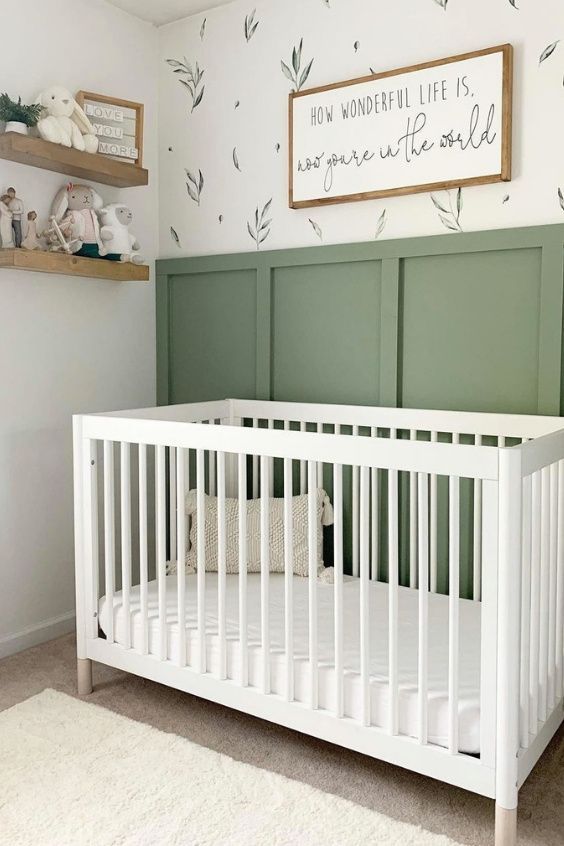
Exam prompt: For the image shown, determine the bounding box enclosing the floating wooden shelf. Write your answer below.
[0,249,150,282]
[0,132,148,188]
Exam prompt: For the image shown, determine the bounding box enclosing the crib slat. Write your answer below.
[156,445,167,661]
[300,421,306,494]
[169,446,176,569]
[352,426,360,578]
[308,461,319,709]
[252,419,259,499]
[548,463,558,711]
[530,471,541,734]
[557,461,564,700]
[539,466,550,721]
[370,427,378,582]
[360,465,370,726]
[208,421,216,497]
[388,467,399,735]
[138,444,148,655]
[473,435,483,601]
[448,474,460,754]
[238,452,248,687]
[217,451,227,680]
[268,420,274,497]
[103,441,115,644]
[176,448,186,668]
[284,457,294,702]
[409,430,417,589]
[430,432,438,593]
[418,472,429,745]
[520,474,532,748]
[317,422,323,488]
[197,449,206,674]
[120,442,132,650]
[261,455,270,694]
[333,463,344,718]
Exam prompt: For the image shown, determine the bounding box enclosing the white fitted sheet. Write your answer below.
[98,573,481,753]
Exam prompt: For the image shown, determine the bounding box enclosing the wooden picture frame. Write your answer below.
[76,91,144,168]
[289,44,513,209]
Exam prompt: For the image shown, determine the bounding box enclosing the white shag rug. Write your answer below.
[0,689,464,846]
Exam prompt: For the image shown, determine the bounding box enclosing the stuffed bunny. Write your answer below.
[51,182,108,258]
[35,86,98,153]
[99,204,143,264]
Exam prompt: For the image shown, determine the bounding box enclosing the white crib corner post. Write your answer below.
[73,415,93,696]
[495,446,522,846]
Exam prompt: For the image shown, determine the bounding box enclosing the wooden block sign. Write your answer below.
[76,91,144,167]
[289,44,513,209]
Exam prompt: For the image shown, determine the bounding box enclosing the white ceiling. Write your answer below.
[105,0,233,26]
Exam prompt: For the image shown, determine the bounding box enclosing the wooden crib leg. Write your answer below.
[495,805,517,846]
[77,658,93,696]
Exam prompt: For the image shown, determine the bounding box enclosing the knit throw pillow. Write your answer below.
[171,489,334,577]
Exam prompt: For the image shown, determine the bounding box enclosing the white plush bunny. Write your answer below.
[35,86,98,153]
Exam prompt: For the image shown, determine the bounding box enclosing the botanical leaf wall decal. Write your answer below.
[558,188,564,211]
[309,219,323,240]
[170,226,180,247]
[321,0,330,6]
[375,209,387,239]
[433,0,448,9]
[539,41,559,65]
[186,169,204,206]
[200,18,207,39]
[502,195,510,204]
[508,0,518,8]
[281,39,314,91]
[166,58,205,112]
[247,199,273,250]
[244,9,259,42]
[431,189,463,231]
[354,41,360,53]
[233,147,242,172]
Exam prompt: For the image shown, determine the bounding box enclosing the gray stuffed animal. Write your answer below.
[50,182,111,258]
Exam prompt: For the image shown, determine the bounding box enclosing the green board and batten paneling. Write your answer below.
[157,224,564,416]
[156,224,564,590]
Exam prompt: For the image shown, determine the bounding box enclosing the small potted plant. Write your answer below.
[0,93,42,136]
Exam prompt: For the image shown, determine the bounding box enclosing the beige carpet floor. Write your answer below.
[0,634,562,846]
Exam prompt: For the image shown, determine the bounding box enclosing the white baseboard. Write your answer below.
[0,611,76,660]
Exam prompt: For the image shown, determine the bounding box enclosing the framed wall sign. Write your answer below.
[289,44,513,209]
[76,91,144,167]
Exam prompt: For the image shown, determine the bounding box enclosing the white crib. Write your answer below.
[73,399,564,846]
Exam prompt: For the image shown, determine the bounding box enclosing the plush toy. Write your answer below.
[51,182,109,258]
[35,86,98,153]
[99,203,143,264]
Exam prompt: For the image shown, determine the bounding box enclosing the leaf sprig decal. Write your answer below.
[200,18,207,40]
[233,147,242,172]
[539,41,560,65]
[247,199,272,250]
[558,188,564,212]
[281,39,314,92]
[170,227,180,247]
[508,0,518,8]
[375,209,387,239]
[431,188,464,232]
[166,58,205,112]
[244,9,259,42]
[186,169,204,206]
[433,0,448,9]
[309,219,323,240]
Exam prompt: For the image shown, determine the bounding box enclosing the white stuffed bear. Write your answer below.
[35,86,98,153]
[99,204,143,264]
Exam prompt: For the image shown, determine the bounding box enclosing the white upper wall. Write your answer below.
[158,0,564,256]
[0,0,158,651]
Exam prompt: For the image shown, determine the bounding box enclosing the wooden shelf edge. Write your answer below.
[0,132,149,188]
[0,249,150,282]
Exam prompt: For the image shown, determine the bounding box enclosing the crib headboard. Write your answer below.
[156,224,564,420]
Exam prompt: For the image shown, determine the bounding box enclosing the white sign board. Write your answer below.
[289,45,512,209]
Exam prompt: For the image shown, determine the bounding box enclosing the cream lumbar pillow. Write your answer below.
[171,489,334,577]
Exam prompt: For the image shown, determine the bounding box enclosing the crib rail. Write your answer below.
[73,399,564,808]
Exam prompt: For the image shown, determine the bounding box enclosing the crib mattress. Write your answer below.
[98,573,481,753]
